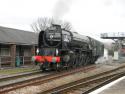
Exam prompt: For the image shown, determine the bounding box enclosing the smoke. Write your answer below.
[53,0,73,19]
[95,56,113,64]
[104,0,112,6]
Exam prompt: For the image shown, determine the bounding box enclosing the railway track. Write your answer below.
[0,71,53,94]
[43,65,125,94]
[0,65,96,94]
[0,71,41,82]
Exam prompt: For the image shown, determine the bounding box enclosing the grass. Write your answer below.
[0,66,39,75]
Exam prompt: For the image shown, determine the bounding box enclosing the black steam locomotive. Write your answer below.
[32,24,104,71]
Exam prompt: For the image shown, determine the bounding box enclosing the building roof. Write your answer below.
[0,26,38,45]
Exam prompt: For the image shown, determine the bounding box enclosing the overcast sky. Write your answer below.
[0,0,125,42]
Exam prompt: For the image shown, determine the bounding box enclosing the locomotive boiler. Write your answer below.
[32,24,104,71]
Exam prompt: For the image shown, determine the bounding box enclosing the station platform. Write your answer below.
[90,76,125,94]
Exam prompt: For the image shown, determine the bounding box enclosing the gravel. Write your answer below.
[7,63,125,94]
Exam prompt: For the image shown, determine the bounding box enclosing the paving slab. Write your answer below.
[90,76,125,94]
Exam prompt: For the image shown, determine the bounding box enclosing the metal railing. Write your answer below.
[0,56,33,69]
[101,32,125,39]
[0,56,11,69]
[0,57,1,69]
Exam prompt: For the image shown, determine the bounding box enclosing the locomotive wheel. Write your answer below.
[80,53,84,66]
[68,55,75,68]
[56,63,62,71]
[89,55,93,64]
[73,55,77,68]
[83,53,87,66]
[40,65,46,71]
[86,54,90,65]
[75,55,80,67]
[91,56,95,64]
[76,55,80,67]
[79,54,83,66]
[92,56,97,64]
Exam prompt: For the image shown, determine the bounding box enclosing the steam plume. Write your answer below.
[53,0,73,19]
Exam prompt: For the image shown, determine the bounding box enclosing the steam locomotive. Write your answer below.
[32,24,104,71]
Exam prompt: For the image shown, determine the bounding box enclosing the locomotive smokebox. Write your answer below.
[51,24,61,31]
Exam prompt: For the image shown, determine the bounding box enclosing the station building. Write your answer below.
[0,26,38,67]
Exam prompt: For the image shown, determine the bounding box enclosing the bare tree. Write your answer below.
[61,22,72,31]
[31,17,72,33]
[31,17,53,33]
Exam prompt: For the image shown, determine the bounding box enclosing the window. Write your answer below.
[23,48,31,56]
[0,47,10,56]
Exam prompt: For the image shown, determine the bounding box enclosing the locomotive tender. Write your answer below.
[32,24,104,71]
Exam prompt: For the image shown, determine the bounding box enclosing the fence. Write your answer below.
[0,56,33,69]
[16,56,32,66]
